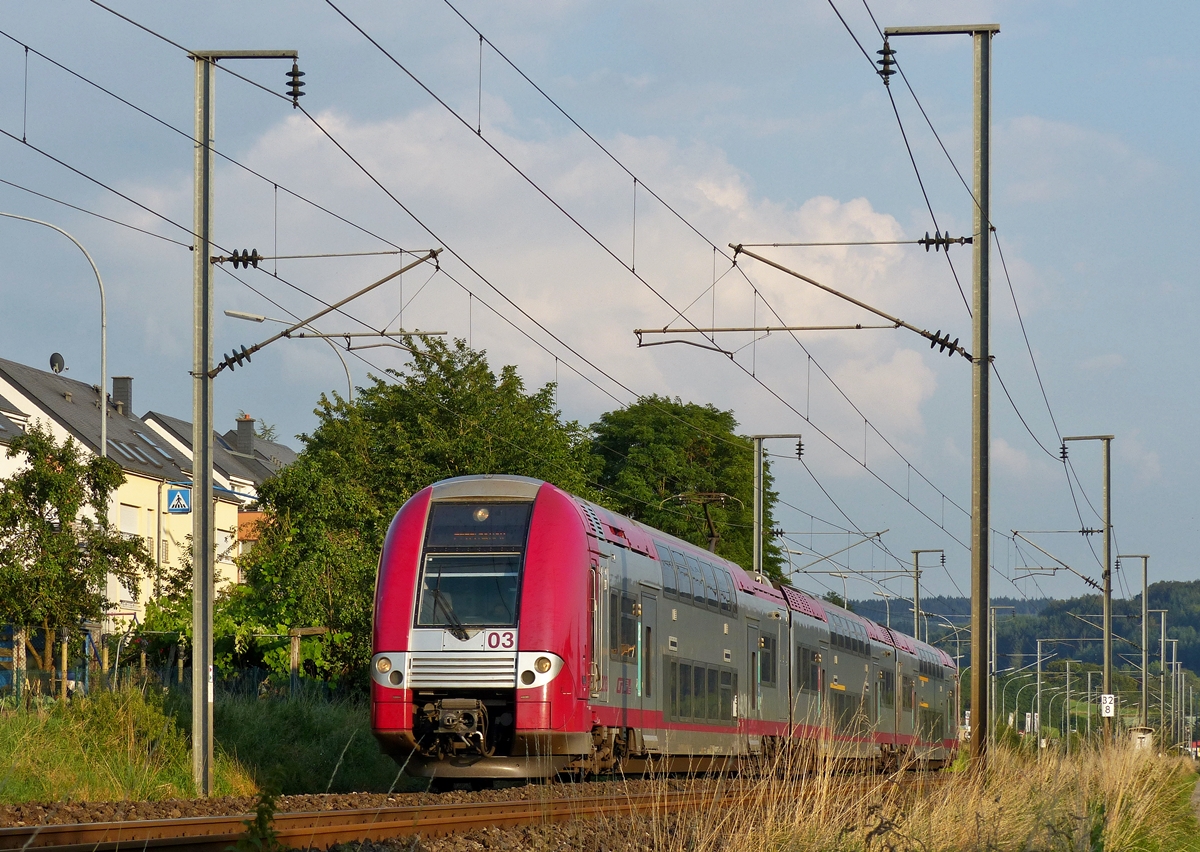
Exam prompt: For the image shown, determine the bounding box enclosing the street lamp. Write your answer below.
[225,310,354,401]
[1000,669,1036,732]
[0,213,106,456]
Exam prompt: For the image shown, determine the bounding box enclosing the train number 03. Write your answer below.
[486,631,515,649]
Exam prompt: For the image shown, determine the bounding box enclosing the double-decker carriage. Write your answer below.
[371,475,958,781]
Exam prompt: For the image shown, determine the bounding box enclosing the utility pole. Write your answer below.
[910,549,943,641]
[885,21,999,768]
[1063,434,1113,740]
[990,605,1014,748]
[1119,555,1149,728]
[750,434,802,582]
[189,47,299,797]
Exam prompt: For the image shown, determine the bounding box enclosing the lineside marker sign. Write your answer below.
[1100,694,1116,718]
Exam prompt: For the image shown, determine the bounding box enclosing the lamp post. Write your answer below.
[225,310,355,400]
[990,605,1015,747]
[1014,680,1038,739]
[0,213,106,456]
[1000,669,1035,731]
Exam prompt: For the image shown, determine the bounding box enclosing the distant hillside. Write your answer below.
[849,579,1200,676]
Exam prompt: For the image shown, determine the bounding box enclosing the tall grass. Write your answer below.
[0,686,409,803]
[210,691,414,795]
[605,741,1200,852]
[0,688,254,802]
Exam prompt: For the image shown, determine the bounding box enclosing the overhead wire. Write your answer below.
[318,0,981,564]
[842,0,1112,592]
[6,12,785,548]
[0,176,191,248]
[83,0,1003,587]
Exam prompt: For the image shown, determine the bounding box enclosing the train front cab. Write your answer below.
[371,475,593,780]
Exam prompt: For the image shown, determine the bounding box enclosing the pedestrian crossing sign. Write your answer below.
[167,488,191,514]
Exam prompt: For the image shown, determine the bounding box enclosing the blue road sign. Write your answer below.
[167,488,192,514]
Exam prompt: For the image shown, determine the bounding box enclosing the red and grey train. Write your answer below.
[371,475,958,781]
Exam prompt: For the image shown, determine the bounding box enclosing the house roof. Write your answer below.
[0,357,192,481]
[142,410,296,488]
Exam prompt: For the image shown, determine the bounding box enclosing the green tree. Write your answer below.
[0,423,152,672]
[589,395,783,579]
[237,338,600,679]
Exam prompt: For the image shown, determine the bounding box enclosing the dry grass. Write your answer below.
[585,741,1199,852]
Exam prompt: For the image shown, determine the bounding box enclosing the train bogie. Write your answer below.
[371,475,959,779]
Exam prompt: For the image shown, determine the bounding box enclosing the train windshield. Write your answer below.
[416,501,532,629]
[417,554,522,628]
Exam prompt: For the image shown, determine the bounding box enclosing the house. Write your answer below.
[141,410,297,581]
[0,357,294,617]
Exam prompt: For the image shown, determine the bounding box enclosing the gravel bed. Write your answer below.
[330,812,716,852]
[0,779,697,828]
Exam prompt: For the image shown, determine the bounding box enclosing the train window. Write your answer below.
[416,553,522,628]
[707,668,719,719]
[720,671,735,721]
[642,622,652,697]
[668,661,678,718]
[902,676,915,711]
[683,554,706,607]
[715,569,735,615]
[671,550,692,604]
[759,632,777,686]
[424,502,532,550]
[609,592,639,660]
[880,669,895,709]
[654,544,678,598]
[694,665,707,719]
[700,561,720,611]
[679,663,693,718]
[797,646,820,692]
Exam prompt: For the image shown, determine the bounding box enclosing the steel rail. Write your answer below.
[0,777,946,852]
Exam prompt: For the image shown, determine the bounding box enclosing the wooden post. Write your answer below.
[60,638,68,702]
[288,627,328,696]
[177,652,184,685]
[101,643,109,690]
[13,626,26,701]
[140,650,147,678]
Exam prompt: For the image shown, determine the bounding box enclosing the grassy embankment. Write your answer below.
[0,686,407,802]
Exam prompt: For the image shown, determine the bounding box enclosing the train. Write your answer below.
[370,474,958,782]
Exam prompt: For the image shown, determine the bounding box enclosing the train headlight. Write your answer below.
[534,656,552,674]
[389,670,403,686]
[375,656,392,673]
[521,670,536,685]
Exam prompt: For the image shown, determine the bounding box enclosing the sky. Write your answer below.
[0,1,1196,608]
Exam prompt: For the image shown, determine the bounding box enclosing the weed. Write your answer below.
[229,789,282,852]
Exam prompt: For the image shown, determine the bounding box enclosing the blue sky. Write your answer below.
[0,1,1195,606]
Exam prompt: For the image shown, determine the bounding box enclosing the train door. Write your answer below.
[640,593,658,740]
[747,622,760,715]
[589,558,609,702]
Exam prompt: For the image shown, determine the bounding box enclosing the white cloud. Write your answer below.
[1116,432,1162,487]
[991,437,1032,478]
[999,116,1158,205]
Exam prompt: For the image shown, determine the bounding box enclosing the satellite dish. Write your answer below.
[49,353,66,374]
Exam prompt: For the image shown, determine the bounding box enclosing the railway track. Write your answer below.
[0,776,946,852]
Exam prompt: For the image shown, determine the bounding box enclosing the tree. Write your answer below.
[237,338,600,679]
[0,423,152,684]
[590,395,783,579]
